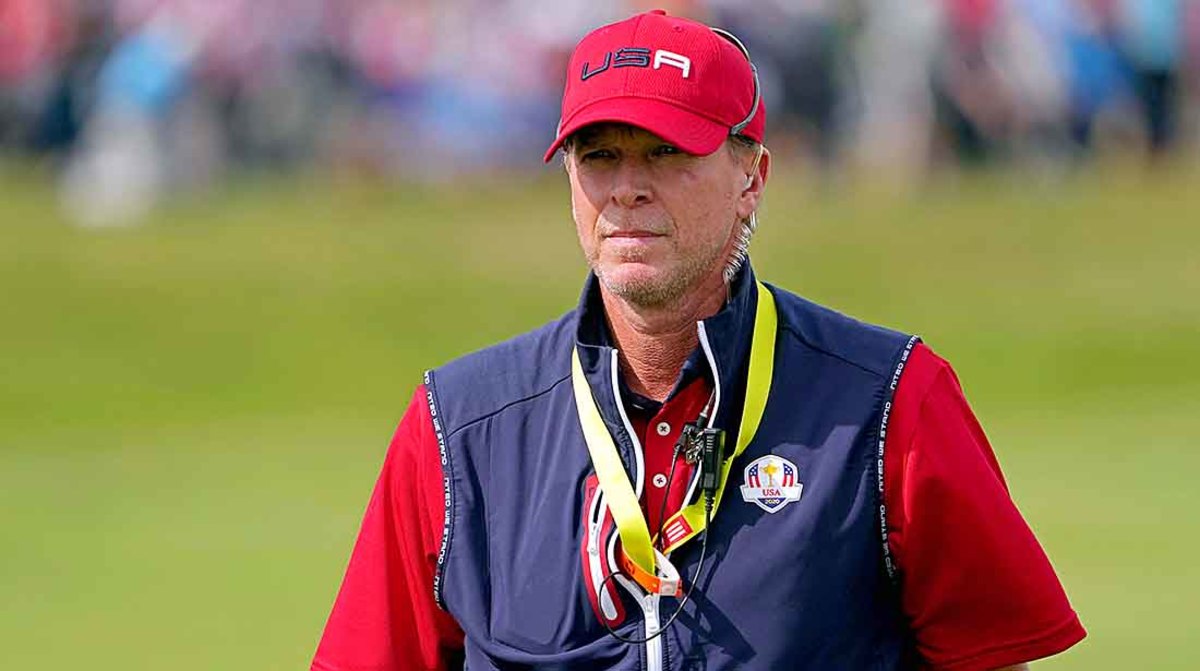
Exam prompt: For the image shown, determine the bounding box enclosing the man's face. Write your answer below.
[566,124,763,308]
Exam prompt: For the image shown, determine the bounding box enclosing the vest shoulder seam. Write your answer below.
[777,323,892,379]
[443,373,572,440]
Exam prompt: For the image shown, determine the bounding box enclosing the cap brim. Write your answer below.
[543,97,729,162]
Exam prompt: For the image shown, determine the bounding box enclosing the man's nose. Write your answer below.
[610,160,653,208]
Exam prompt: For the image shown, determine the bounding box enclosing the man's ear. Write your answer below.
[737,145,770,220]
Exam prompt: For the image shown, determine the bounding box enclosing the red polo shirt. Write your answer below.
[312,343,1085,671]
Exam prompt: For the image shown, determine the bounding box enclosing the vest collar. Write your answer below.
[573,262,760,444]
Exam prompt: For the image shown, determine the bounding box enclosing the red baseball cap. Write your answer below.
[543,9,765,162]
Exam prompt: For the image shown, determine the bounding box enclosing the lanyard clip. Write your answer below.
[619,546,681,596]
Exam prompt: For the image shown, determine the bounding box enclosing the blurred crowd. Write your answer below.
[2,0,1199,223]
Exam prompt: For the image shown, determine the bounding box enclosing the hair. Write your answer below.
[725,134,762,283]
[561,130,765,284]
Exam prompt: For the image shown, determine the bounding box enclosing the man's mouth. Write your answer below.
[606,230,662,238]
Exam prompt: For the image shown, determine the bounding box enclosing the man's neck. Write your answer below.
[601,278,728,403]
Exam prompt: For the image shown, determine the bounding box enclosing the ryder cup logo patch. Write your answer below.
[740,455,803,514]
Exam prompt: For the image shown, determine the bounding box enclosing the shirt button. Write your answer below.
[655,422,671,436]
[652,473,668,488]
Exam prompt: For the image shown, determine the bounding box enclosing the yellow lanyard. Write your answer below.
[571,281,778,593]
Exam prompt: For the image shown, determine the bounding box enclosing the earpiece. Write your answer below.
[744,143,764,191]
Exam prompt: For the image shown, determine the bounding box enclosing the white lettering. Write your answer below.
[653,50,691,78]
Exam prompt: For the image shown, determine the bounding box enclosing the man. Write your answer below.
[312,10,1085,671]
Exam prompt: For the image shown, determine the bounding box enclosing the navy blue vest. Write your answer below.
[425,266,918,670]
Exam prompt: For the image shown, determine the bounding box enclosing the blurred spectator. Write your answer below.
[850,0,943,181]
[934,0,1015,164]
[60,2,202,226]
[1063,0,1130,154]
[712,0,851,170]
[1115,0,1185,155]
[0,0,73,150]
[993,0,1073,163]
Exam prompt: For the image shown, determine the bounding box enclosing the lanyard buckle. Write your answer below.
[619,546,681,596]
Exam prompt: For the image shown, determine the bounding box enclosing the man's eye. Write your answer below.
[580,149,615,161]
[652,144,681,157]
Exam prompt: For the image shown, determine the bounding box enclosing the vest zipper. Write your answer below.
[607,323,723,671]
[608,350,663,671]
[640,591,662,671]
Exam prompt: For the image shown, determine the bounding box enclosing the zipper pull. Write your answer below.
[640,594,660,635]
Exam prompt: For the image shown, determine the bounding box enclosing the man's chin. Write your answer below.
[597,265,685,308]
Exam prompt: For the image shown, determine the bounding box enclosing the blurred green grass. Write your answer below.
[1,163,1197,669]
